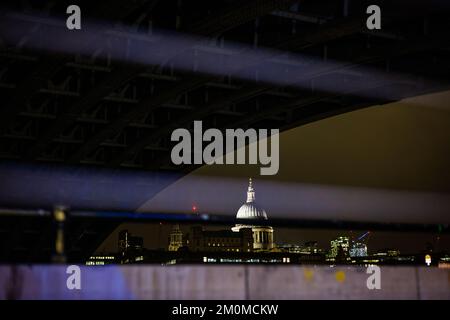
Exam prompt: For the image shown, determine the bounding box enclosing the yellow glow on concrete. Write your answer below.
[335,270,346,283]
[304,268,314,281]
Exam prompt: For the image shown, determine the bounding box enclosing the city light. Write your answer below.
[425,254,432,266]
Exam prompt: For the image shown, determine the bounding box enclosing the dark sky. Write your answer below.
[97,90,450,254]
[191,90,450,192]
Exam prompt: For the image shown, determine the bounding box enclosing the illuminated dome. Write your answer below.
[236,178,268,220]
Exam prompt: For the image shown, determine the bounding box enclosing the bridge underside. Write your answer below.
[1,0,450,262]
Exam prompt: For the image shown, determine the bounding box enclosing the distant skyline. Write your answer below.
[96,222,450,255]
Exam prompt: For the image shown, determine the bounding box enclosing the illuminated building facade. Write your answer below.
[304,241,320,254]
[85,255,116,265]
[188,226,254,253]
[277,241,321,254]
[232,178,274,251]
[328,236,350,260]
[168,224,184,251]
[349,242,368,257]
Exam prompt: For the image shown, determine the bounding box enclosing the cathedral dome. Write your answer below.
[236,203,268,220]
[236,178,268,220]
